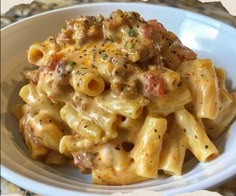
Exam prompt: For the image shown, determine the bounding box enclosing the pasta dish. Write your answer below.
[16,10,236,185]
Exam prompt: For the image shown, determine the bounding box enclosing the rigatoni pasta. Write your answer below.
[16,10,235,185]
[131,116,167,178]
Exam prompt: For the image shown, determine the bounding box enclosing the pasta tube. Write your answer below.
[131,115,167,178]
[19,109,49,159]
[27,42,54,66]
[177,59,219,119]
[19,83,62,122]
[159,66,181,92]
[97,90,149,119]
[70,67,105,96]
[175,109,219,162]
[92,162,146,185]
[204,93,236,138]
[159,118,188,176]
[59,135,94,155]
[60,104,105,142]
[28,112,64,151]
[72,93,118,139]
[147,84,192,116]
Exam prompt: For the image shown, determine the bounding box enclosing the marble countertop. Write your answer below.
[1,0,236,196]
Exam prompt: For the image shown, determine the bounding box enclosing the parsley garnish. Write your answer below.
[68,61,76,66]
[130,43,135,49]
[109,35,114,43]
[102,53,108,59]
[129,29,135,37]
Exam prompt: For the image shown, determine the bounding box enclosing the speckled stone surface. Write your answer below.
[1,0,236,195]
[1,0,236,28]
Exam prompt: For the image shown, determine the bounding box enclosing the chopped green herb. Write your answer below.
[102,53,108,59]
[108,35,114,43]
[68,61,76,66]
[129,29,135,37]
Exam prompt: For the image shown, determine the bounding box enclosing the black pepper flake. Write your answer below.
[205,145,209,149]
[84,125,88,128]
[158,135,161,139]
[154,129,157,132]
[115,146,120,150]
[178,82,182,87]
[183,128,186,133]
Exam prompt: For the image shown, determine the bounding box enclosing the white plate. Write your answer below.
[1,2,236,196]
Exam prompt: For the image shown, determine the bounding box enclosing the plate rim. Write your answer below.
[1,2,236,32]
[1,2,236,196]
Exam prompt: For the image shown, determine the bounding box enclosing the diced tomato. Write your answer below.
[32,69,41,85]
[47,54,64,71]
[47,54,68,76]
[143,72,164,98]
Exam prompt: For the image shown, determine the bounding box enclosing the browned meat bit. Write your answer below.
[46,36,62,51]
[57,15,104,46]
[57,20,76,45]
[147,19,197,69]
[103,10,162,63]
[72,152,96,173]
[160,31,197,69]
[72,15,104,45]
[110,56,143,98]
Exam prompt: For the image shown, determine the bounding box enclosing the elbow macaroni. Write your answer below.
[17,10,236,185]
